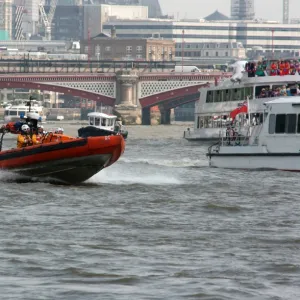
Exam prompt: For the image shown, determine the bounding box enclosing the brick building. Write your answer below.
[80,31,175,61]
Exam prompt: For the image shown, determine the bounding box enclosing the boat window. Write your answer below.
[285,114,296,134]
[269,114,276,134]
[215,90,221,102]
[95,117,100,126]
[297,114,300,133]
[206,91,213,103]
[9,111,17,115]
[5,111,8,116]
[275,114,286,134]
[197,116,200,128]
[89,117,94,125]
[255,86,270,98]
[232,88,241,101]
[224,89,230,101]
[240,88,245,101]
[245,87,253,99]
[101,118,106,126]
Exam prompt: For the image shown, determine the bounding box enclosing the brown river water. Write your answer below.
[0,122,300,299]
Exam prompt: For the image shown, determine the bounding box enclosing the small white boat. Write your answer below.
[78,112,128,139]
[207,97,300,171]
[4,99,46,123]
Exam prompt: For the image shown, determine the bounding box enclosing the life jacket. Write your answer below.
[17,134,32,148]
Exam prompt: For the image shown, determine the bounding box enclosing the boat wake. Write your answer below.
[120,157,207,168]
[87,165,182,185]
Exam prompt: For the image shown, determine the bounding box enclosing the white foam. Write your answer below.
[120,157,206,168]
[87,165,182,185]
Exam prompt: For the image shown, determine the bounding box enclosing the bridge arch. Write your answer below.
[0,81,116,106]
[139,83,207,108]
[139,83,208,125]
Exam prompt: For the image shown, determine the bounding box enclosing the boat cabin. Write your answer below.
[87,112,117,132]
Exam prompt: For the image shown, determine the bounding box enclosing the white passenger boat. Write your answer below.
[184,58,300,141]
[207,97,300,171]
[4,99,46,123]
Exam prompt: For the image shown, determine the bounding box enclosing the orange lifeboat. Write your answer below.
[0,131,125,184]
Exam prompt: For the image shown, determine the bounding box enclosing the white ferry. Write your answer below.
[184,59,300,141]
[4,99,46,122]
[207,97,300,171]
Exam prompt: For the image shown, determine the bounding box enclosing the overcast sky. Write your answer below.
[159,0,300,21]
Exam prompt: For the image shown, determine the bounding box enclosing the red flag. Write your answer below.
[230,101,248,119]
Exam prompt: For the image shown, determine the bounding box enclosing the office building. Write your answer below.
[0,0,12,40]
[103,19,300,56]
[231,0,255,20]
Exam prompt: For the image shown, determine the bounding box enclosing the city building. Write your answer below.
[0,40,71,52]
[103,19,300,56]
[80,30,175,60]
[140,0,161,18]
[52,5,83,41]
[0,0,13,40]
[174,42,246,63]
[231,0,255,20]
[83,4,148,39]
[22,0,40,38]
[51,3,148,41]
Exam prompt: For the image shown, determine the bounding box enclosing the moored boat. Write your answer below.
[4,99,46,123]
[78,111,128,140]
[207,97,300,171]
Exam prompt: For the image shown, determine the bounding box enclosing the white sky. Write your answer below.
[159,0,300,21]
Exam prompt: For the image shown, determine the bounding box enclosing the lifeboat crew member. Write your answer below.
[17,124,33,148]
[32,124,45,144]
[55,127,64,134]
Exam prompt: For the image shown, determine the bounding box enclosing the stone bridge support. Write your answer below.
[116,70,139,106]
[159,106,171,125]
[142,107,151,125]
[115,70,142,124]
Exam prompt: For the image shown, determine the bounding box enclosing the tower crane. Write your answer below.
[39,0,58,40]
[283,0,289,24]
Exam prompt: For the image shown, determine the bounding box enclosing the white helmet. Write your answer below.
[37,124,44,129]
[21,124,30,132]
[55,127,64,134]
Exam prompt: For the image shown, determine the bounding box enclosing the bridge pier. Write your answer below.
[116,70,138,106]
[142,107,151,125]
[160,107,171,125]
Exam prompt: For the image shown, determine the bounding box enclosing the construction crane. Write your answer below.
[39,0,58,40]
[283,0,289,24]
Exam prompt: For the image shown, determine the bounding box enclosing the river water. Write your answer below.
[1,123,300,300]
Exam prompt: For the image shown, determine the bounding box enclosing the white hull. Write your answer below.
[184,128,225,141]
[184,127,249,141]
[4,115,47,123]
[209,154,300,171]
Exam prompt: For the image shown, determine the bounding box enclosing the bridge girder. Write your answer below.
[0,81,115,106]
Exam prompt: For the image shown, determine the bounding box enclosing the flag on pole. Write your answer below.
[229,101,248,120]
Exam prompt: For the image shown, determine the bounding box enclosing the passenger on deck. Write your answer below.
[17,124,33,148]
[270,61,278,76]
[283,61,290,75]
